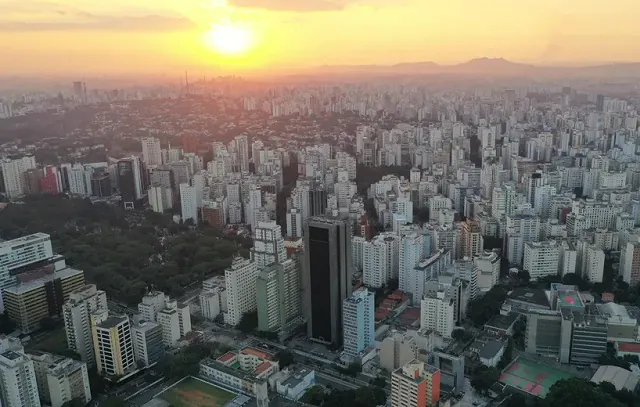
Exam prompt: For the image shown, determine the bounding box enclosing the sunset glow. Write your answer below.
[204,23,254,56]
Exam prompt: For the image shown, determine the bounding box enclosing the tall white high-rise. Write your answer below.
[224,257,259,326]
[1,155,37,198]
[399,233,425,293]
[180,183,198,225]
[141,137,162,167]
[492,183,520,218]
[63,285,108,367]
[363,233,398,288]
[68,164,93,196]
[342,288,375,359]
[0,350,41,407]
[523,241,560,279]
[420,289,455,338]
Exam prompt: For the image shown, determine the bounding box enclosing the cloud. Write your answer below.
[0,15,198,31]
[227,0,348,12]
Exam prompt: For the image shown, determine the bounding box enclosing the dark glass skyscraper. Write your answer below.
[303,216,353,346]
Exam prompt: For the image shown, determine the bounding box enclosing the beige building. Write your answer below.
[380,333,418,372]
[28,351,91,407]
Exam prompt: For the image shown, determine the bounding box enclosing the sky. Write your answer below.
[1,0,640,76]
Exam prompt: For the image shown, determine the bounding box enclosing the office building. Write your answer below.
[0,350,41,407]
[379,333,418,372]
[406,249,452,305]
[3,266,84,334]
[256,259,301,333]
[563,308,608,365]
[342,288,375,360]
[303,216,353,346]
[28,351,91,407]
[225,257,259,326]
[91,313,135,378]
[90,172,112,197]
[235,135,250,173]
[202,199,226,229]
[179,183,198,225]
[141,137,162,167]
[430,351,465,395]
[0,233,54,311]
[117,157,145,209]
[523,241,560,279]
[391,360,441,407]
[131,320,163,367]
[63,284,108,367]
[251,221,286,268]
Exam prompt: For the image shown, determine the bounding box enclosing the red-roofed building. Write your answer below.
[375,290,409,322]
[217,351,238,365]
[602,292,615,303]
[253,361,276,378]
[40,166,61,194]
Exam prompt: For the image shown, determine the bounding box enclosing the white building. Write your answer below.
[200,290,221,321]
[180,183,198,225]
[399,233,426,293]
[131,320,163,367]
[582,244,605,283]
[379,333,418,372]
[149,185,173,213]
[363,233,398,288]
[68,164,93,196]
[523,241,560,279]
[0,350,41,407]
[420,290,455,338]
[474,251,500,294]
[225,257,259,326]
[1,155,37,198]
[63,284,107,367]
[28,352,91,407]
[342,288,375,359]
[141,137,162,167]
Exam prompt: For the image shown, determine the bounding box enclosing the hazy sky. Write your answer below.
[1,0,640,76]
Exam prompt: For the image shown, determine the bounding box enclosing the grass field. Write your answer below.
[500,357,576,398]
[157,377,236,407]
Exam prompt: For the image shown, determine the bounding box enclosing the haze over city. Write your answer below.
[2,0,640,76]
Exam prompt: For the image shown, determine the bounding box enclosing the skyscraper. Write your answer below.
[1,155,37,198]
[251,221,286,268]
[117,157,145,209]
[180,183,198,225]
[141,137,163,167]
[224,257,259,326]
[235,134,250,173]
[303,216,353,346]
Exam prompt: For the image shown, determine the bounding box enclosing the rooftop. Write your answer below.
[0,233,50,249]
[591,365,640,392]
[240,347,273,360]
[98,316,128,329]
[4,267,83,295]
[485,312,519,331]
[507,287,550,309]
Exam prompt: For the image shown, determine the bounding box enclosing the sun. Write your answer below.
[204,23,253,56]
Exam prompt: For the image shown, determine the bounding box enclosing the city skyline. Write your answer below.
[2,0,640,76]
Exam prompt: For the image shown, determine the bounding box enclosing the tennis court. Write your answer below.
[499,357,576,398]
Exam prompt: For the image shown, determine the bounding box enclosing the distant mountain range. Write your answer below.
[311,58,640,77]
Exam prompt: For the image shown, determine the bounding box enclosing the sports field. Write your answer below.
[157,377,236,407]
[499,357,576,398]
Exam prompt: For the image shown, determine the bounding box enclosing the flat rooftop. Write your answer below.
[486,313,519,330]
[507,287,550,309]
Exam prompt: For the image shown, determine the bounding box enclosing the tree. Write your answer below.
[470,366,500,395]
[371,376,387,388]
[451,328,466,342]
[301,385,326,406]
[276,350,294,369]
[497,339,513,369]
[518,270,531,286]
[237,311,258,333]
[61,399,86,407]
[541,378,625,407]
[505,393,526,407]
[0,312,15,334]
[467,286,508,327]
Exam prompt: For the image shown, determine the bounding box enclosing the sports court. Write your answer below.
[499,357,576,398]
[157,377,236,407]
